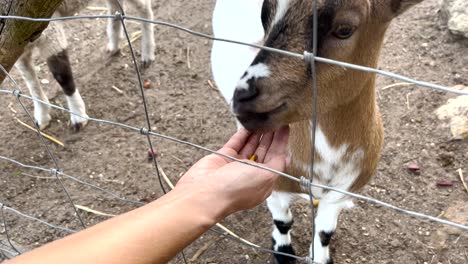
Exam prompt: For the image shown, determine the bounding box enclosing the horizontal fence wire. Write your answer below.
[0,203,76,234]
[0,14,467,96]
[0,10,467,264]
[0,89,467,232]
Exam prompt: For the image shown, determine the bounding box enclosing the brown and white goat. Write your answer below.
[15,0,154,130]
[213,0,423,263]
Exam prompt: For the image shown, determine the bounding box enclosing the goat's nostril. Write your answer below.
[234,86,259,102]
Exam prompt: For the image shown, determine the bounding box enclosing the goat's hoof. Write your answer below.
[106,45,121,57]
[71,121,86,132]
[70,115,88,132]
[325,257,334,264]
[141,57,154,68]
[273,244,296,264]
[34,115,52,131]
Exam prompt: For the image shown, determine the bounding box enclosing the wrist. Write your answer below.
[164,185,232,226]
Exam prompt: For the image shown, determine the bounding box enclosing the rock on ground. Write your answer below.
[435,85,468,140]
[441,0,468,38]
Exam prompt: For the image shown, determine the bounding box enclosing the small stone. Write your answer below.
[40,79,49,84]
[436,179,454,187]
[407,162,421,174]
[143,80,151,89]
[148,148,158,161]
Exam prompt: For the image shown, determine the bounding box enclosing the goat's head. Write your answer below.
[233,0,423,132]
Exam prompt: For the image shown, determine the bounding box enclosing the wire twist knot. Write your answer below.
[139,127,150,135]
[114,11,124,21]
[49,168,60,176]
[303,51,315,66]
[12,89,22,98]
[300,176,312,193]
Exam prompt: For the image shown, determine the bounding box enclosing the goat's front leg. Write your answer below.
[15,49,52,130]
[310,198,351,264]
[126,0,155,67]
[46,50,88,131]
[106,0,124,55]
[267,191,296,264]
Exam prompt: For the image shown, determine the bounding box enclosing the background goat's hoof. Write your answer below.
[69,114,89,132]
[106,44,121,57]
[141,56,154,68]
[34,114,52,131]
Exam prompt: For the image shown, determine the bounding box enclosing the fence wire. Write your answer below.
[0,9,467,264]
[0,14,467,96]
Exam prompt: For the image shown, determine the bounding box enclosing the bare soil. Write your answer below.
[1,0,467,263]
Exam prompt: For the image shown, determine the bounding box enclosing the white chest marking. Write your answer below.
[291,125,363,201]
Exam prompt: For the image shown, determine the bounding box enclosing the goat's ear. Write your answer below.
[375,0,424,21]
[261,0,276,32]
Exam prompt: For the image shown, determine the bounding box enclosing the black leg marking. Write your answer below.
[326,257,334,264]
[319,230,335,247]
[47,50,76,96]
[274,220,293,234]
[272,237,296,264]
[274,244,296,264]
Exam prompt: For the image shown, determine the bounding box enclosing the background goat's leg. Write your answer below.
[267,192,296,264]
[15,48,52,130]
[126,0,155,67]
[106,0,124,55]
[46,50,88,131]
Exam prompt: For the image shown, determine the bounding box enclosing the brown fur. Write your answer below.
[233,0,423,194]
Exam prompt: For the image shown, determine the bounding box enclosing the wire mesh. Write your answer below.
[0,5,467,264]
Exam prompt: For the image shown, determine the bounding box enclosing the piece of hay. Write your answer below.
[75,205,115,217]
[15,118,64,147]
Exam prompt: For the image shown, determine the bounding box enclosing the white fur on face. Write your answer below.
[211,0,264,103]
[236,63,271,90]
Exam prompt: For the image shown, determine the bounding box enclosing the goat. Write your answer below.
[212,0,423,263]
[15,0,155,130]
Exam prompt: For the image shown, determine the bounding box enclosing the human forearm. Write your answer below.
[7,187,226,264]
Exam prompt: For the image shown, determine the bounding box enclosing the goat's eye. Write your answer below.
[333,25,356,39]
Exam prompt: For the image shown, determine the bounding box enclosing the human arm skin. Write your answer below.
[7,127,289,264]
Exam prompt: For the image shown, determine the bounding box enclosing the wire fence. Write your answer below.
[0,5,467,264]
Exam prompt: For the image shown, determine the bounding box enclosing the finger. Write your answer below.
[255,132,274,163]
[221,128,252,154]
[264,126,290,163]
[239,132,262,159]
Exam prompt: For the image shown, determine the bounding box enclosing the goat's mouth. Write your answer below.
[235,102,288,132]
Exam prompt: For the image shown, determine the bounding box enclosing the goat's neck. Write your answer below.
[276,76,384,193]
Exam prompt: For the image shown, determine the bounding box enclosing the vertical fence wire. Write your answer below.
[306,1,320,261]
[113,1,186,262]
[1,205,21,256]
[0,64,86,230]
[0,7,467,264]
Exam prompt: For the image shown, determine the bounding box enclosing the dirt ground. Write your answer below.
[1,0,467,263]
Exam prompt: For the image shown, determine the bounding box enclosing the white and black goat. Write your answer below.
[15,0,154,130]
[212,0,423,263]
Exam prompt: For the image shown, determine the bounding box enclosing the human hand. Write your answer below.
[175,126,289,219]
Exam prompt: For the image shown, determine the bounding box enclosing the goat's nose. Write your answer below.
[234,86,258,102]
